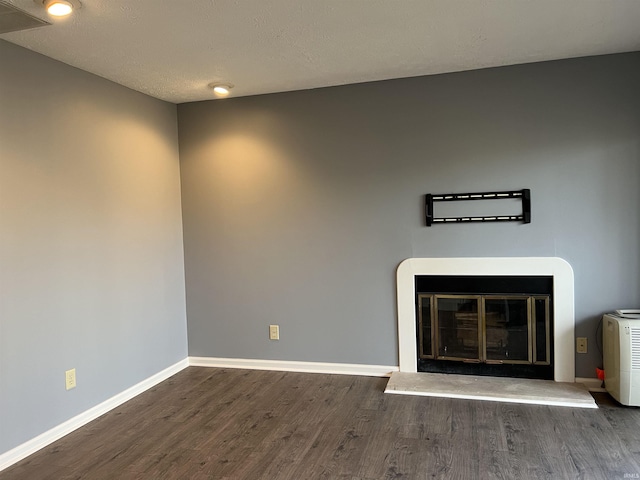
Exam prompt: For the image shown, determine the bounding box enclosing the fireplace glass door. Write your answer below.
[484,297,529,363]
[418,294,550,366]
[437,296,481,361]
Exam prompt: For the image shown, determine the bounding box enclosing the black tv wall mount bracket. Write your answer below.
[425,189,531,226]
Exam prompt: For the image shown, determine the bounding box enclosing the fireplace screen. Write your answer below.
[418,294,550,365]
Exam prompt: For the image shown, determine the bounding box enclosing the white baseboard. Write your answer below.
[576,377,606,392]
[189,356,399,377]
[0,358,189,472]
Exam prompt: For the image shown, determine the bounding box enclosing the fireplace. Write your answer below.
[416,275,553,379]
[396,258,575,383]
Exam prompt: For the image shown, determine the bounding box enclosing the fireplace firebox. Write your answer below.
[415,275,553,379]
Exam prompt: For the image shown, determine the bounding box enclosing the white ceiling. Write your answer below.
[2,0,640,104]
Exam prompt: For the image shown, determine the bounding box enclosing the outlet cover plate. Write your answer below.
[576,337,587,354]
[65,368,76,390]
[269,325,280,340]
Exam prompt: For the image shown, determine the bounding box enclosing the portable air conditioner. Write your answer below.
[602,312,640,406]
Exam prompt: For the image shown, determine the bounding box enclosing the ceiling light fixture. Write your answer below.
[209,83,234,98]
[40,0,81,17]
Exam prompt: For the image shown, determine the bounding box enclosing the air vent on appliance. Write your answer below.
[632,327,640,370]
[0,1,50,34]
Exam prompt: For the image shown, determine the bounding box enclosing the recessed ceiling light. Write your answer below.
[208,83,234,98]
[39,0,81,17]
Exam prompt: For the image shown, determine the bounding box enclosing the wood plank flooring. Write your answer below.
[2,367,640,479]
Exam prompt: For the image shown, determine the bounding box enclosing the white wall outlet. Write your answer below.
[65,368,76,390]
[576,337,587,354]
[269,324,280,340]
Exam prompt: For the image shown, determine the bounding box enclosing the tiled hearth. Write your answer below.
[385,371,597,408]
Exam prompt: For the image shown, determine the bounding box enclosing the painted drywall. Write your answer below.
[0,40,187,454]
[178,53,640,378]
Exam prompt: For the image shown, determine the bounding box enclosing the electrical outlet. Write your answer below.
[65,368,76,390]
[269,325,280,340]
[576,337,587,354]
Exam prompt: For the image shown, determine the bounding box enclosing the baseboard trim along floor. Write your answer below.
[0,358,189,472]
[575,376,607,392]
[385,371,598,409]
[189,356,399,377]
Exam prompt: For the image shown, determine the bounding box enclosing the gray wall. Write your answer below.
[0,41,187,454]
[179,53,640,377]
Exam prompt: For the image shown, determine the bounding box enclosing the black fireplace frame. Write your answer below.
[415,275,554,380]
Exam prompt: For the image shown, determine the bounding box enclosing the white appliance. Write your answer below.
[602,311,640,406]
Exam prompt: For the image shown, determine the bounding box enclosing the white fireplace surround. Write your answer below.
[397,257,575,383]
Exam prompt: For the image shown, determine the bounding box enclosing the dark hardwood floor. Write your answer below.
[2,367,639,479]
